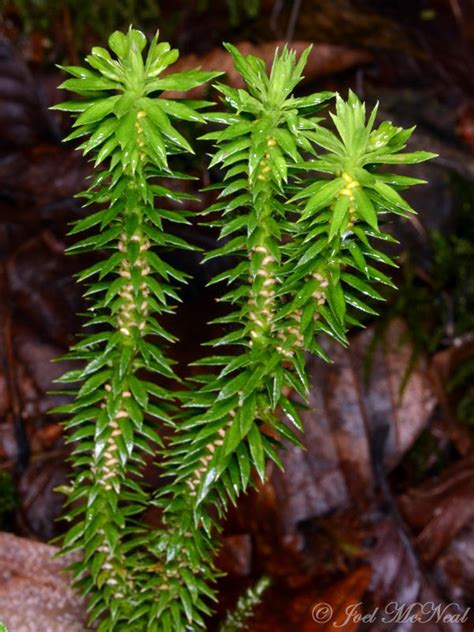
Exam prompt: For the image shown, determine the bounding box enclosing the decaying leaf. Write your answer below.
[0,532,87,632]
[399,454,474,563]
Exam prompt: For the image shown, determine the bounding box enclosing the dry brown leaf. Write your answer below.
[429,344,474,456]
[0,36,59,150]
[399,454,474,563]
[366,515,467,632]
[436,522,474,602]
[0,532,87,632]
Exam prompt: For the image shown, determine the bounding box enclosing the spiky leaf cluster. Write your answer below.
[52,32,435,632]
[158,45,335,534]
[155,46,435,627]
[282,92,436,349]
[51,28,219,631]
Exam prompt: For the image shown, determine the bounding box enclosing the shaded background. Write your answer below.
[0,1,473,630]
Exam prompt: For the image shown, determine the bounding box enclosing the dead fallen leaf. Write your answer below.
[17,457,69,539]
[399,454,474,563]
[436,521,474,602]
[0,36,59,150]
[429,343,474,456]
[0,532,88,632]
[366,515,466,632]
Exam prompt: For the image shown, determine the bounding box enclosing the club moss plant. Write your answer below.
[51,28,434,631]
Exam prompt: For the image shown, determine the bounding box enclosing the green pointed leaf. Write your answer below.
[280,396,304,432]
[329,194,350,241]
[353,187,378,229]
[372,180,414,213]
[247,425,265,481]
